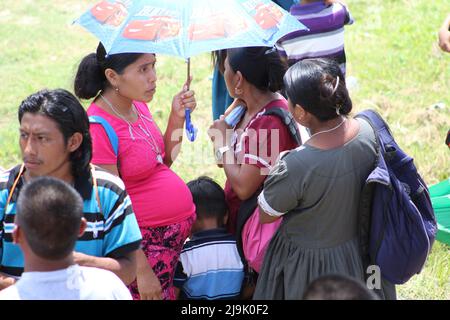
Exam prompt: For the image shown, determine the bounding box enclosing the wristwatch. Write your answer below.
[215,145,230,162]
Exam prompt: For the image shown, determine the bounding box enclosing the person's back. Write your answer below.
[254,58,377,299]
[0,177,132,300]
[277,117,376,245]
[0,265,131,300]
[174,177,244,300]
[277,0,354,75]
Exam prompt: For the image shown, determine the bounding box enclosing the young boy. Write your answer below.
[0,177,132,300]
[174,177,244,300]
[276,0,354,75]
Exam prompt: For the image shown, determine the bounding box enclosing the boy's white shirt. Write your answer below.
[0,264,132,300]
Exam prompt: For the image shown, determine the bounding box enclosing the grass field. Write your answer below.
[0,0,448,299]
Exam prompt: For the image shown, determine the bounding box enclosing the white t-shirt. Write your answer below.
[0,265,132,300]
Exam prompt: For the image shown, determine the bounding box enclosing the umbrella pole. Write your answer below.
[186,58,191,90]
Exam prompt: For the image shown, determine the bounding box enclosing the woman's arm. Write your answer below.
[258,205,281,224]
[163,77,197,167]
[135,249,162,300]
[163,114,185,167]
[96,164,119,176]
[209,116,266,200]
[222,152,266,200]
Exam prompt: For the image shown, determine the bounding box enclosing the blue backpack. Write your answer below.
[89,115,119,157]
[356,110,437,285]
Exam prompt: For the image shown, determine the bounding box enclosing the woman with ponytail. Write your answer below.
[253,58,378,299]
[74,43,196,300]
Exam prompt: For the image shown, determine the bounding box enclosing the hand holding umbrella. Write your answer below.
[75,0,308,142]
[170,75,197,141]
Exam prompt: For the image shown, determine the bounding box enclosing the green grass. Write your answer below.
[0,0,449,299]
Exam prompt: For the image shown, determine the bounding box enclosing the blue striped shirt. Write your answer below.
[0,165,142,277]
[174,228,244,300]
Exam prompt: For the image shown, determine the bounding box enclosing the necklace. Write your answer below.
[99,94,164,164]
[308,116,347,141]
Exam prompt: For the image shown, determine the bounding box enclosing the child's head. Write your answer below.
[14,177,84,260]
[303,274,378,300]
[187,176,228,233]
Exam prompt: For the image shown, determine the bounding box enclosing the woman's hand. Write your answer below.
[171,76,197,120]
[137,268,163,300]
[208,115,232,148]
[0,274,16,290]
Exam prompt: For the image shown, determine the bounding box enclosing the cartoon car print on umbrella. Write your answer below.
[90,0,128,27]
[188,13,248,41]
[253,2,283,29]
[123,16,181,41]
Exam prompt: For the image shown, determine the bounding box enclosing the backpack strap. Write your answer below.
[262,107,302,146]
[89,115,119,157]
[1,165,25,243]
[90,164,102,215]
[4,164,25,213]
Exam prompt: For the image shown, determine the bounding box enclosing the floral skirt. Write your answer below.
[128,214,195,300]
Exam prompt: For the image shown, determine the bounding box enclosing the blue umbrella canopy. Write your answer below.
[75,0,307,141]
[75,0,307,58]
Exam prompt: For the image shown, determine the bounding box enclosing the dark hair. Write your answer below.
[284,58,352,121]
[16,177,84,260]
[187,176,228,225]
[74,42,144,99]
[212,50,227,75]
[18,88,92,177]
[227,46,287,92]
[303,274,379,300]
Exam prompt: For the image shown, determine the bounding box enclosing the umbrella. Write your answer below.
[75,0,308,141]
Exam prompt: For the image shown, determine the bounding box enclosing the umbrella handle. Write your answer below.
[185,108,197,142]
[186,58,191,90]
[184,58,196,142]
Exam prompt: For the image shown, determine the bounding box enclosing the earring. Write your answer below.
[115,87,119,93]
[234,87,242,95]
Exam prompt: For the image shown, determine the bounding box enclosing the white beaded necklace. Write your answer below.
[307,116,347,141]
[100,94,164,164]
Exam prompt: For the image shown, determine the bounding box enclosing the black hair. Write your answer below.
[284,58,352,121]
[212,50,227,75]
[18,88,92,177]
[187,176,228,225]
[74,42,144,99]
[303,274,379,300]
[227,46,287,93]
[16,177,84,260]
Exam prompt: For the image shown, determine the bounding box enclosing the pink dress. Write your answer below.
[88,101,196,300]
[87,101,195,228]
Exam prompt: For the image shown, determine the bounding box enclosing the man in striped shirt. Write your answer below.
[276,0,354,75]
[0,89,142,290]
